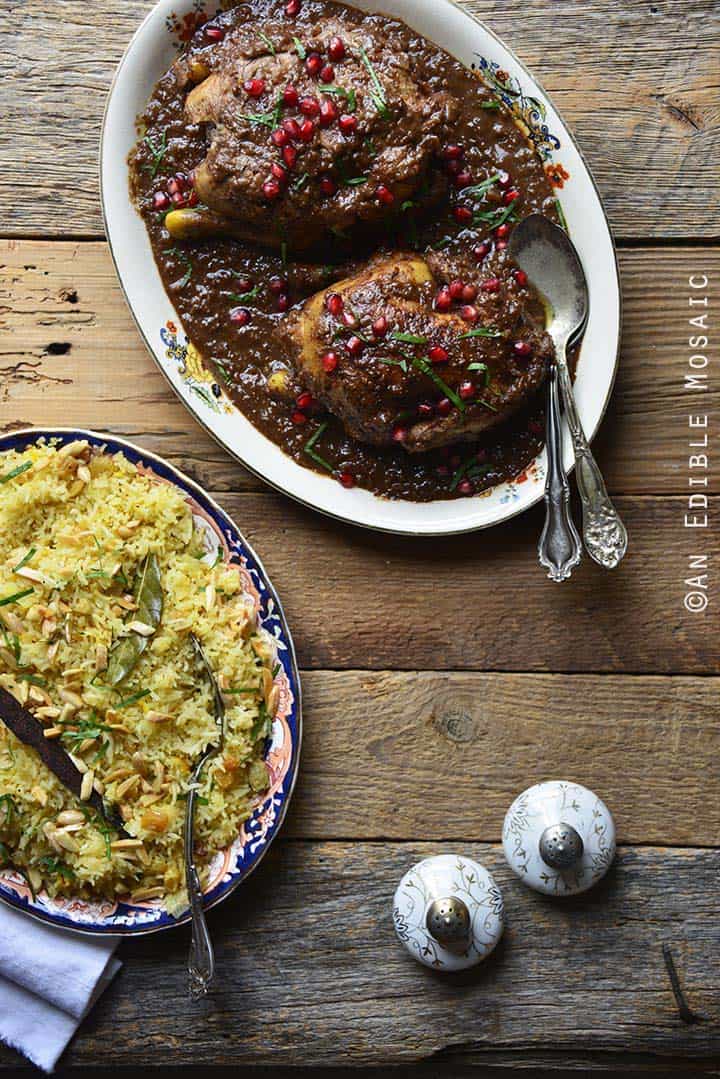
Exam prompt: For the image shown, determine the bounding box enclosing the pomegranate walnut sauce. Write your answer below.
[130,0,561,500]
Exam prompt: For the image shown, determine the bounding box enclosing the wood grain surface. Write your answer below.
[1,0,718,238]
[0,0,718,1072]
[1,843,714,1070]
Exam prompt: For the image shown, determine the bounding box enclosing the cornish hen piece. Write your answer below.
[287,254,553,451]
[171,6,455,251]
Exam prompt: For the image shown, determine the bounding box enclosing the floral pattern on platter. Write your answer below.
[166,2,212,50]
[474,57,562,163]
[393,854,504,971]
[0,428,302,935]
[161,321,233,414]
[502,780,616,896]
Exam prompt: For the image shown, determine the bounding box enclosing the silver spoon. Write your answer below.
[509,213,628,574]
[185,633,225,1000]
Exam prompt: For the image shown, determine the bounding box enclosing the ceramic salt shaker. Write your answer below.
[393,854,504,970]
[503,780,615,896]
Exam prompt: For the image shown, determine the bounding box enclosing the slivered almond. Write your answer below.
[125,620,155,637]
[267,684,280,717]
[56,822,84,834]
[15,567,53,587]
[76,464,92,485]
[47,641,60,663]
[31,785,48,806]
[35,705,61,719]
[204,583,216,610]
[119,803,132,822]
[62,666,85,679]
[117,520,140,538]
[57,810,85,826]
[68,480,85,497]
[80,770,95,801]
[146,711,173,724]
[43,726,62,739]
[104,767,132,784]
[68,752,88,774]
[93,778,105,796]
[28,686,47,704]
[2,612,25,634]
[58,439,89,459]
[56,830,80,852]
[95,645,108,673]
[115,595,137,611]
[77,737,96,754]
[0,647,17,668]
[116,774,140,799]
[110,838,144,850]
[59,687,83,709]
[41,618,57,639]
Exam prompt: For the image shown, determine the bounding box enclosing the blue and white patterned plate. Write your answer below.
[0,428,302,935]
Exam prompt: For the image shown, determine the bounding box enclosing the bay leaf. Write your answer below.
[106,552,163,686]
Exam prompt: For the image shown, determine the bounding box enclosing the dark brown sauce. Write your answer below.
[130,0,563,501]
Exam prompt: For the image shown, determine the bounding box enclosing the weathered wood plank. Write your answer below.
[1,240,718,496]
[0,844,716,1069]
[0,1,717,238]
[289,672,720,846]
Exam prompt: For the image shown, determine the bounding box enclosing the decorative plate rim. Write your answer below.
[0,426,303,936]
[99,0,621,537]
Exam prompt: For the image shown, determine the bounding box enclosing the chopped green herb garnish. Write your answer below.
[116,689,151,710]
[459,328,501,340]
[37,855,76,880]
[401,200,416,212]
[142,128,169,179]
[0,461,32,485]
[168,247,193,289]
[555,198,568,232]
[358,47,389,118]
[467,362,491,386]
[292,35,306,59]
[481,100,502,110]
[12,547,36,572]
[231,284,260,303]
[377,357,408,373]
[413,358,465,412]
[0,587,34,608]
[178,791,209,805]
[391,332,427,345]
[476,398,498,412]
[463,174,502,200]
[473,202,517,230]
[258,30,276,54]
[281,240,288,267]
[238,111,276,129]
[0,794,16,824]
[293,172,310,192]
[272,662,281,677]
[210,545,224,568]
[303,421,334,472]
[17,674,46,687]
[250,701,272,742]
[322,85,357,112]
[363,137,378,158]
[450,457,492,491]
[1,626,21,663]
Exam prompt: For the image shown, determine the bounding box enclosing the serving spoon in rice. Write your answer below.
[185,633,225,1001]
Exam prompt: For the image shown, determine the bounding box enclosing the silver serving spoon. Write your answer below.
[509,213,628,576]
[185,633,225,1000]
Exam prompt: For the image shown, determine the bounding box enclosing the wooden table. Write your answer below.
[1,0,718,1073]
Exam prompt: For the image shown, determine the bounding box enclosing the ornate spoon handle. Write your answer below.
[556,362,628,569]
[185,783,215,1000]
[538,363,582,582]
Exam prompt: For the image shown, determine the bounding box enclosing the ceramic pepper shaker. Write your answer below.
[502,780,615,896]
[393,854,504,970]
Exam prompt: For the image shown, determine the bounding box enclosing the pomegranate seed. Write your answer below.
[445,160,462,177]
[269,276,288,294]
[513,269,528,287]
[458,479,474,496]
[296,391,314,410]
[474,241,491,260]
[503,188,521,205]
[298,119,316,142]
[418,402,434,419]
[495,223,511,239]
[449,279,464,301]
[455,170,473,189]
[167,178,181,195]
[326,292,344,316]
[338,469,355,488]
[291,409,308,425]
[152,191,170,211]
[372,315,388,337]
[375,184,395,206]
[497,170,511,188]
[495,240,508,251]
[453,206,473,224]
[428,345,449,364]
[436,464,450,477]
[513,340,533,358]
[306,52,323,76]
[528,419,544,436]
[271,162,288,181]
[346,335,363,355]
[339,113,358,136]
[285,0,301,15]
[391,424,408,444]
[174,172,191,191]
[283,85,300,107]
[262,178,281,200]
[244,78,265,98]
[282,144,298,169]
[461,305,479,324]
[436,397,452,416]
[435,287,452,312]
[277,293,290,312]
[328,36,346,61]
[441,144,464,160]
[319,175,337,196]
[283,117,301,139]
[319,98,338,127]
[321,350,339,373]
[234,276,253,293]
[341,310,358,329]
[481,277,501,293]
[171,191,185,207]
[299,96,320,117]
[230,307,250,326]
[205,26,225,42]
[272,127,290,147]
[320,64,335,83]
[459,380,475,400]
[461,284,478,302]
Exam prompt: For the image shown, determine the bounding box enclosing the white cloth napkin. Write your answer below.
[0,904,121,1072]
